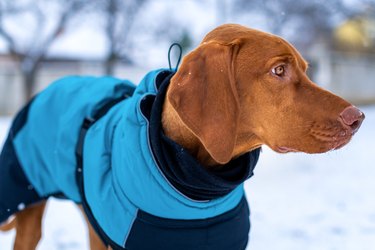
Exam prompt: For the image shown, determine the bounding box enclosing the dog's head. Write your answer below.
[167,24,365,164]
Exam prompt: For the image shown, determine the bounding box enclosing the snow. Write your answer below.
[1,106,375,250]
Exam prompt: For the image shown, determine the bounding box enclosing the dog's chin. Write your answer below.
[272,135,352,154]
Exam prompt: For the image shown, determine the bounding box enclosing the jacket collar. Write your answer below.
[140,70,261,201]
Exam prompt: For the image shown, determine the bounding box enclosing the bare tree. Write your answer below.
[0,0,91,100]
[95,0,147,75]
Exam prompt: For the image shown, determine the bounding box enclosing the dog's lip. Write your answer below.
[331,136,351,150]
[276,146,299,153]
[323,129,353,151]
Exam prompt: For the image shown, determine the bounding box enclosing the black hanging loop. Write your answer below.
[168,43,182,72]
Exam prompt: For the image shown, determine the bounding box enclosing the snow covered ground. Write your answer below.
[0,106,374,250]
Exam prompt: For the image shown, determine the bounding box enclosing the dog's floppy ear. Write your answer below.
[167,41,241,164]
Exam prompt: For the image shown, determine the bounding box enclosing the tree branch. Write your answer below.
[31,0,89,65]
[0,5,18,55]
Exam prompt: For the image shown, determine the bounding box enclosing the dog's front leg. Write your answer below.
[13,201,46,250]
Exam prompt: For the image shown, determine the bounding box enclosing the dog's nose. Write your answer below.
[339,106,365,133]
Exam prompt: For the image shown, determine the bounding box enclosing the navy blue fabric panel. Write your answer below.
[125,197,250,250]
[0,101,43,223]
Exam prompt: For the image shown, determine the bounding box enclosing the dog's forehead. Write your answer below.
[203,24,308,69]
[243,33,307,69]
[244,32,294,53]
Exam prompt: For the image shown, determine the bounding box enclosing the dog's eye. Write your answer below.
[272,65,285,76]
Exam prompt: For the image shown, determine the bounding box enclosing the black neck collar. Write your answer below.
[142,70,261,201]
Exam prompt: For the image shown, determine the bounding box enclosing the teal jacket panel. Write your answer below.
[13,76,135,202]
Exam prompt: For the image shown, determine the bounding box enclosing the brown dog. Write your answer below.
[0,24,364,250]
[165,24,365,164]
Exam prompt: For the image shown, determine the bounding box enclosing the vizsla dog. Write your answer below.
[0,24,364,250]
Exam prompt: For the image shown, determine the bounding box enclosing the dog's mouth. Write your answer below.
[273,124,354,154]
[310,124,354,152]
[275,136,351,154]
[301,124,356,153]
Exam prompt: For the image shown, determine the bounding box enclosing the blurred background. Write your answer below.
[0,0,374,249]
[0,0,375,112]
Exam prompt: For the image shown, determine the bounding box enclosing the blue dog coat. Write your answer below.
[0,69,260,249]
